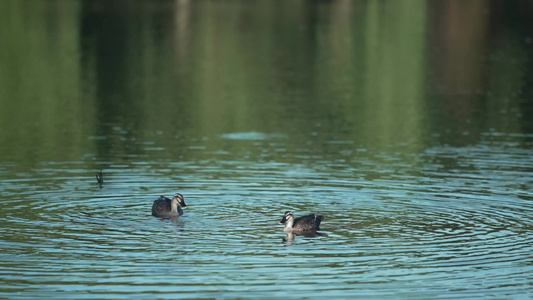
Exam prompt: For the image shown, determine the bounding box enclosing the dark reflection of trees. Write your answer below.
[80,0,181,161]
[426,0,533,145]
[80,0,136,160]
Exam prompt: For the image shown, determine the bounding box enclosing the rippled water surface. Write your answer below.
[1,1,533,299]
[1,136,531,299]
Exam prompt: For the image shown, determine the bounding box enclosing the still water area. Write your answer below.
[0,1,532,299]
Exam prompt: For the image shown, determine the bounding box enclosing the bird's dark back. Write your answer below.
[152,197,172,216]
[294,214,323,231]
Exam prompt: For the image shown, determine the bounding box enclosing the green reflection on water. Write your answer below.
[0,0,531,168]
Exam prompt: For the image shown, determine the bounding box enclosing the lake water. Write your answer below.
[0,1,532,299]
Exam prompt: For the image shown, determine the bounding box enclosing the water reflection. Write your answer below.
[283,232,296,244]
[0,0,532,299]
[282,231,329,244]
[1,1,533,163]
[160,216,181,224]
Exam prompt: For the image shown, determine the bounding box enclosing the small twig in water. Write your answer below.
[96,169,104,186]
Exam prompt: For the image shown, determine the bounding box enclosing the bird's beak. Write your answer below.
[184,206,188,209]
[278,222,284,225]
